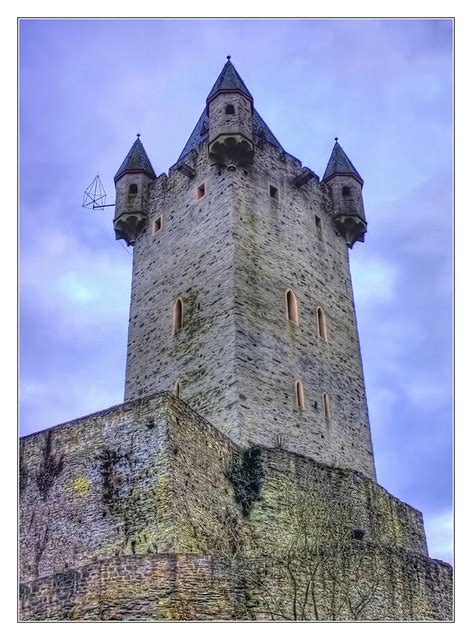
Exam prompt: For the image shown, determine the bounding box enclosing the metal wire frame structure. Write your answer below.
[82,175,114,210]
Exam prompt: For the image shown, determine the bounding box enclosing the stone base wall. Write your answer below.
[19,549,452,621]
[19,392,452,620]
[19,555,237,621]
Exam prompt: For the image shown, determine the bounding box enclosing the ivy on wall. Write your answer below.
[227,447,263,516]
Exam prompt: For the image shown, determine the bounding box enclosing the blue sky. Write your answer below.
[19,19,453,563]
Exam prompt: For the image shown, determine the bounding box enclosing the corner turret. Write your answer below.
[113,135,156,246]
[207,56,254,170]
[322,139,367,248]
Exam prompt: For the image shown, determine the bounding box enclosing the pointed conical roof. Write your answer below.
[322,140,363,185]
[206,57,253,104]
[177,59,284,163]
[114,136,157,183]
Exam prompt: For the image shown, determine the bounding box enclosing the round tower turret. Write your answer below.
[207,57,254,169]
[113,135,156,246]
[322,139,367,248]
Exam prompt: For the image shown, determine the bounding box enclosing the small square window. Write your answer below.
[197,183,206,199]
[153,216,163,235]
[269,184,278,200]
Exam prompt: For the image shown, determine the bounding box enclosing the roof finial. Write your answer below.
[226,55,231,61]
[136,132,141,138]
[334,137,338,142]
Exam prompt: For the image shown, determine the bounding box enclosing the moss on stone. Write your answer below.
[72,477,89,495]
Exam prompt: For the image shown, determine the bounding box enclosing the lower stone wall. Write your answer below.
[19,554,239,621]
[256,448,428,555]
[19,549,452,621]
[165,396,428,556]
[19,392,451,620]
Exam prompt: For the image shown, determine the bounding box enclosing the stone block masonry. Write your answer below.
[19,550,452,621]
[19,392,452,620]
[124,130,375,479]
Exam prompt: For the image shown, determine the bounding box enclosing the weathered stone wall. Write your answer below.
[19,549,452,621]
[253,448,428,556]
[124,145,241,442]
[19,394,176,583]
[20,393,428,582]
[122,110,375,478]
[19,393,452,620]
[164,397,428,557]
[231,141,375,478]
[244,544,453,621]
[19,555,239,621]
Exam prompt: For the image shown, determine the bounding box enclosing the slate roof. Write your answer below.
[206,58,253,103]
[322,141,363,184]
[177,107,285,163]
[114,137,157,182]
[177,59,285,162]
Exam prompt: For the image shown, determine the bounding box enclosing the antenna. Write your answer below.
[82,175,115,210]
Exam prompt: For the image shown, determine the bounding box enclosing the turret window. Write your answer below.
[225,104,235,115]
[322,393,331,419]
[129,184,138,194]
[315,215,323,240]
[285,289,299,325]
[174,380,182,398]
[342,186,351,197]
[317,307,327,341]
[295,380,305,410]
[173,298,184,333]
[269,184,279,200]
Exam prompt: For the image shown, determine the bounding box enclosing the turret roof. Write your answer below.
[206,57,253,103]
[114,136,157,183]
[322,140,363,185]
[178,59,284,162]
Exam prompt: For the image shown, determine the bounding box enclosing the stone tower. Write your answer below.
[19,57,452,622]
[118,57,375,479]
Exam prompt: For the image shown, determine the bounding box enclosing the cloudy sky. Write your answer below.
[19,19,453,563]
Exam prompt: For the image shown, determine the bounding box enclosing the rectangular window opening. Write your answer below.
[269,184,279,200]
[315,215,323,240]
[197,183,206,199]
[153,216,163,235]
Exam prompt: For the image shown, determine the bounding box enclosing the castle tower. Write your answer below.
[117,58,376,479]
[19,57,452,622]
